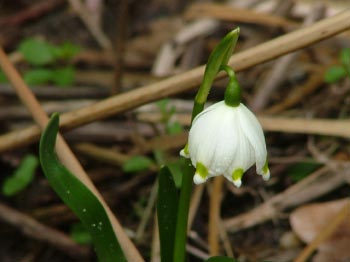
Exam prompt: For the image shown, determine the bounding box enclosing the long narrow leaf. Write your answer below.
[157,166,179,262]
[39,113,126,262]
[206,256,239,262]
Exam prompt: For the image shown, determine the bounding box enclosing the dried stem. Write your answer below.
[208,176,224,256]
[1,10,350,152]
[0,47,144,262]
[294,202,350,262]
[0,201,89,258]
[68,0,112,50]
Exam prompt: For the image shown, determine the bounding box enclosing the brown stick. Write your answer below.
[68,0,111,50]
[294,202,350,262]
[184,3,297,29]
[0,201,89,258]
[1,10,350,152]
[0,0,65,27]
[0,48,144,262]
[223,166,346,231]
[208,176,224,256]
[137,112,350,139]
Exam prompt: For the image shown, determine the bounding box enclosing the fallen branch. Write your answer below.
[0,47,144,262]
[1,10,350,152]
[223,165,347,232]
[0,201,89,258]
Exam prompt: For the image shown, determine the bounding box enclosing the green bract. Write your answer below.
[192,28,240,120]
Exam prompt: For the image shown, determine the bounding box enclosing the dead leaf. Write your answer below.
[290,198,350,262]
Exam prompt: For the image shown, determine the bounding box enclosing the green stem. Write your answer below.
[174,28,240,262]
[191,28,240,121]
[220,65,241,107]
[173,159,194,262]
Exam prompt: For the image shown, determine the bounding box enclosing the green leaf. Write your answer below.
[153,150,166,166]
[157,166,179,262]
[173,159,194,262]
[2,154,38,196]
[166,121,183,135]
[122,156,154,173]
[287,162,321,182]
[324,66,347,83]
[156,99,170,115]
[19,38,56,66]
[340,48,350,76]
[0,71,8,83]
[206,256,239,262]
[24,69,53,85]
[70,223,93,245]
[51,42,81,60]
[52,66,75,87]
[39,113,126,262]
[167,160,184,188]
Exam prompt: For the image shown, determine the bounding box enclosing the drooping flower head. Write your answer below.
[181,67,269,187]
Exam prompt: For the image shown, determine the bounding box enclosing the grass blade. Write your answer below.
[157,166,179,262]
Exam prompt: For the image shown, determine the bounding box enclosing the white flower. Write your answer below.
[180,101,269,187]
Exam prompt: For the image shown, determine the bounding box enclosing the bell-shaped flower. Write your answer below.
[180,101,269,187]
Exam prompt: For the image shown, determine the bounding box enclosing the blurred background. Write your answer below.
[0,0,350,261]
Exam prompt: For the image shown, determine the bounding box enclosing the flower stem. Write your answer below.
[173,159,194,262]
[175,29,240,262]
[221,65,241,107]
[191,28,240,121]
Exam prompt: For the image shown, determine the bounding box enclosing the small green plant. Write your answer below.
[287,161,321,182]
[324,48,350,83]
[39,29,252,262]
[122,155,155,173]
[156,99,184,135]
[2,154,38,196]
[18,38,80,87]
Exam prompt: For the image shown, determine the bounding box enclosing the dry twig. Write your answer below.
[0,47,144,262]
[184,3,296,29]
[0,201,89,258]
[68,0,112,50]
[208,176,224,256]
[1,10,350,152]
[294,202,350,262]
[223,165,347,232]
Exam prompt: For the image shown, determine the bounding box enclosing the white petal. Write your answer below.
[192,101,225,125]
[233,179,242,188]
[238,104,267,173]
[205,107,239,175]
[225,120,255,175]
[180,148,189,158]
[188,102,238,175]
[262,169,270,181]
[193,172,207,184]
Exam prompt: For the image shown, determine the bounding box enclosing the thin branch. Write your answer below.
[1,10,350,152]
[0,201,89,258]
[294,202,350,262]
[68,0,112,50]
[208,176,224,256]
[0,0,65,27]
[138,112,350,139]
[0,47,144,262]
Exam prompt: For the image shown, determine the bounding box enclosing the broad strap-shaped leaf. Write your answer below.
[39,113,126,262]
[157,166,179,262]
